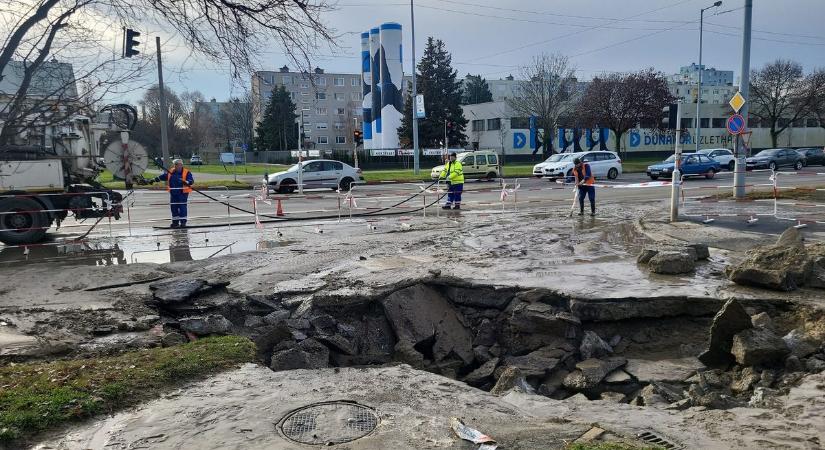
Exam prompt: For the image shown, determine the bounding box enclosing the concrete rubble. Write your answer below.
[2,209,825,449]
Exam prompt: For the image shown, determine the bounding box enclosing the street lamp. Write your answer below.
[695,0,722,153]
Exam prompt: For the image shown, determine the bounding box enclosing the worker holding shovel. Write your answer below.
[572,157,596,216]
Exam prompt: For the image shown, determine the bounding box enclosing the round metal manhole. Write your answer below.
[278,401,379,445]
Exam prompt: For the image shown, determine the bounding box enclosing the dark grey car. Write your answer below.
[796,147,825,166]
[746,148,804,171]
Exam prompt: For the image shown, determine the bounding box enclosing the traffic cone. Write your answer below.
[276,198,284,217]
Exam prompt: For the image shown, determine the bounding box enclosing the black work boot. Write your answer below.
[578,209,584,216]
[170,221,179,228]
[590,207,596,216]
[442,204,452,210]
[453,204,461,210]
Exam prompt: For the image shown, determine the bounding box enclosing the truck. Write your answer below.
[0,104,148,245]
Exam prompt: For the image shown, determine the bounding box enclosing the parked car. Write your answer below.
[190,155,203,165]
[796,147,825,166]
[746,148,804,171]
[533,151,622,180]
[264,159,364,193]
[430,150,501,181]
[646,153,721,180]
[698,148,735,171]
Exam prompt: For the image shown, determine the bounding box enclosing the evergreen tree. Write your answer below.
[399,37,468,148]
[462,74,493,105]
[254,85,298,151]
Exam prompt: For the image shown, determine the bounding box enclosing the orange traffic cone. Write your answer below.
[276,198,285,217]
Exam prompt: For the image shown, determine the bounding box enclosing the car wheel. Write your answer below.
[278,179,296,194]
[794,160,803,170]
[339,177,354,192]
[704,169,715,179]
[0,197,50,245]
[649,175,659,181]
[486,171,497,181]
[768,162,777,171]
[727,160,735,171]
[607,168,618,180]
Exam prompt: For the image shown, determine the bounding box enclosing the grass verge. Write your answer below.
[712,186,825,201]
[0,335,255,444]
[187,163,289,176]
[621,157,661,173]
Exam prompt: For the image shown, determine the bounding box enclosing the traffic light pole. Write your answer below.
[733,0,752,199]
[670,102,683,222]
[155,37,170,164]
[410,0,420,175]
[298,111,304,194]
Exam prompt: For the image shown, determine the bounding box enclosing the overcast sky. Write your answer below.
[154,0,825,102]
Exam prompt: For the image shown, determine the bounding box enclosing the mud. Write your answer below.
[4,207,825,449]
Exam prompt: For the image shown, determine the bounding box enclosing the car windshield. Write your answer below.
[757,149,778,157]
[662,155,677,163]
[544,154,566,163]
[288,163,301,171]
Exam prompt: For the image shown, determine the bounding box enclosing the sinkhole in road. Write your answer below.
[157,280,825,412]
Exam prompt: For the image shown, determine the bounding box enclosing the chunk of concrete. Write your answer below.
[604,369,632,384]
[782,329,818,358]
[698,299,753,368]
[648,251,695,274]
[624,357,704,383]
[727,227,812,291]
[563,357,627,391]
[463,358,499,385]
[178,314,233,336]
[473,319,498,347]
[443,286,515,310]
[382,284,474,364]
[490,366,534,396]
[503,345,568,377]
[270,338,329,371]
[579,331,612,360]
[509,302,581,335]
[731,366,761,393]
[731,327,789,367]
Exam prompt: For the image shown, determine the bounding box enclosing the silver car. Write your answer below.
[263,159,364,193]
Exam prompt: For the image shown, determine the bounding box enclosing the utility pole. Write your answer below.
[410,0,420,174]
[734,0,752,199]
[695,2,722,153]
[155,37,170,163]
[670,102,684,222]
[353,117,359,168]
[298,111,304,194]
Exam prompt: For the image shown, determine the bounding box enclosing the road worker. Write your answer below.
[572,157,596,216]
[440,152,464,210]
[147,159,194,228]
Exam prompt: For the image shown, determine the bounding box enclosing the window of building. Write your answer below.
[487,118,501,130]
[334,93,346,101]
[334,122,345,129]
[316,107,327,115]
[713,89,719,94]
[301,91,309,96]
[712,118,726,128]
[471,119,484,132]
[334,77,345,86]
[316,92,326,100]
[680,118,693,129]
[335,136,346,144]
[352,78,359,86]
[807,118,819,127]
[792,118,804,128]
[301,99,310,103]
[302,106,311,111]
[316,122,328,129]
[778,118,790,128]
[336,107,346,115]
[317,77,326,86]
[351,92,362,101]
[282,76,291,84]
[300,82,309,88]
[353,107,363,115]
[700,118,710,128]
[510,117,529,128]
[317,136,328,144]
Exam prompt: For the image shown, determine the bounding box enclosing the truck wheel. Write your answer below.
[0,197,50,245]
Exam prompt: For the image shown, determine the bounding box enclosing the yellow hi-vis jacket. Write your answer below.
[440,160,464,184]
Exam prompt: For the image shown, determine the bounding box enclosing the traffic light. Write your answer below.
[353,129,363,146]
[662,103,678,130]
[124,29,141,58]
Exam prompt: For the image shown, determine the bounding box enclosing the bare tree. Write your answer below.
[179,90,206,129]
[575,69,674,157]
[806,68,825,134]
[508,53,577,155]
[750,60,819,147]
[218,95,254,150]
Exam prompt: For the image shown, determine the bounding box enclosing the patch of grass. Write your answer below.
[361,164,537,183]
[621,157,662,173]
[712,186,825,201]
[187,163,289,176]
[99,179,254,190]
[567,443,663,450]
[0,335,255,443]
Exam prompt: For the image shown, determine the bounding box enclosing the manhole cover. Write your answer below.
[278,401,379,445]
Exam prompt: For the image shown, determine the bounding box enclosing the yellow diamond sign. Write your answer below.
[729,92,746,113]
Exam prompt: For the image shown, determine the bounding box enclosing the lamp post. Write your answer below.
[410,0,420,174]
[695,1,722,153]
[352,117,359,168]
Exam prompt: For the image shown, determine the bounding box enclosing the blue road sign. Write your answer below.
[629,131,641,147]
[513,132,527,149]
[727,114,745,135]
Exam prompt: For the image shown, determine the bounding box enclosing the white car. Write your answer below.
[532,151,623,180]
[263,159,364,193]
[698,148,735,171]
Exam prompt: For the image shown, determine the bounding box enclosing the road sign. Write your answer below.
[513,132,527,149]
[415,94,426,119]
[727,114,746,135]
[729,92,746,113]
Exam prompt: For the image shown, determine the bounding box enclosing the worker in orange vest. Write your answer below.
[572,157,595,216]
[148,159,194,228]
